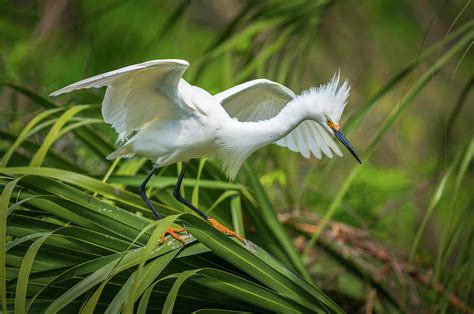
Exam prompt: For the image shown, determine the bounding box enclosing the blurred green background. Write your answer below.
[1,0,473,312]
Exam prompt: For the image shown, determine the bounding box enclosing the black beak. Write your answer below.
[332,128,362,164]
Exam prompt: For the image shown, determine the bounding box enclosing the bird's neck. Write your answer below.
[220,99,311,152]
[239,98,311,146]
[217,99,311,179]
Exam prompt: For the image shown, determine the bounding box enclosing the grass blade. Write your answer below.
[409,172,449,261]
[162,269,202,314]
[1,178,23,313]
[242,163,312,281]
[230,195,245,237]
[29,105,89,167]
[0,108,64,167]
[304,28,474,257]
[14,233,51,314]
[182,214,342,312]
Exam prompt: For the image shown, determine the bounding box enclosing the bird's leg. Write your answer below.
[173,162,244,242]
[138,164,185,244]
[138,164,160,219]
[206,217,244,242]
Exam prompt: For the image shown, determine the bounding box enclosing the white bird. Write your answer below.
[50,59,360,243]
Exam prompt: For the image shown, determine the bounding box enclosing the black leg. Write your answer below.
[138,164,161,219]
[173,162,210,220]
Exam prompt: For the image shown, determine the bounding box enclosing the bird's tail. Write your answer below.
[106,144,135,160]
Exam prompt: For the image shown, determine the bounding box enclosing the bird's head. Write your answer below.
[299,73,361,163]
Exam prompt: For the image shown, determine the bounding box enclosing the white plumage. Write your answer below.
[51,59,358,179]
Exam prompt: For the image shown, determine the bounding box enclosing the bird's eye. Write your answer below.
[326,119,331,124]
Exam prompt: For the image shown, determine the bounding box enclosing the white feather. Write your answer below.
[52,61,355,179]
[50,59,191,140]
[217,77,349,161]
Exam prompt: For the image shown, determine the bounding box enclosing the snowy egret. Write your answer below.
[50,59,360,243]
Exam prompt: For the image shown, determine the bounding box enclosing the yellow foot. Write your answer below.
[208,217,245,242]
[160,226,186,244]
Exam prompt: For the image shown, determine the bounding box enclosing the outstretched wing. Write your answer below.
[50,59,191,140]
[215,79,342,159]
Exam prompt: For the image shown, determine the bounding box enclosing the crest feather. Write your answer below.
[300,72,350,122]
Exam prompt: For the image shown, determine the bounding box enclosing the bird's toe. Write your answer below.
[160,226,187,245]
[207,217,245,243]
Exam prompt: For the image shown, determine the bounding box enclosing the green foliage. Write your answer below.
[1,1,473,312]
[0,109,340,312]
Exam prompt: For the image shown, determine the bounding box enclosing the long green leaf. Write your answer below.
[242,163,312,281]
[123,218,185,314]
[435,137,474,277]
[1,178,23,313]
[106,249,180,313]
[30,105,89,167]
[162,269,202,314]
[0,167,177,218]
[194,269,312,313]
[344,19,474,134]
[109,175,246,191]
[44,216,182,313]
[0,108,64,167]
[409,172,449,261]
[304,28,474,256]
[181,214,342,313]
[2,83,58,109]
[14,233,51,314]
[230,195,245,237]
